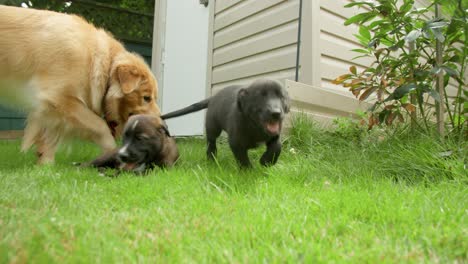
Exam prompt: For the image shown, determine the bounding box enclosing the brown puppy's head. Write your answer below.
[105,52,161,138]
[237,79,290,136]
[117,114,178,171]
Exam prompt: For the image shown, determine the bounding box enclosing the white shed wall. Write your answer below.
[208,0,300,93]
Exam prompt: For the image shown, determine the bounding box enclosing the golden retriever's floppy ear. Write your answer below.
[117,65,140,94]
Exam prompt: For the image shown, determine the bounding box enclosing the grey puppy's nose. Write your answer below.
[118,146,130,162]
[271,111,282,120]
[118,152,129,162]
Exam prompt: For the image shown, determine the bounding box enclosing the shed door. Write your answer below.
[156,0,210,136]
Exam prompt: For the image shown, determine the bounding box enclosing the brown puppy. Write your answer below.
[86,114,179,174]
[0,6,160,164]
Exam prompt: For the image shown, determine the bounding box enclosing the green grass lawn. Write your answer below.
[0,118,466,263]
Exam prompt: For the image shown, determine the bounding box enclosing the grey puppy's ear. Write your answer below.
[237,88,248,111]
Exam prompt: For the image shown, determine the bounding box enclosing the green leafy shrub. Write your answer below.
[333,0,467,137]
[331,116,367,142]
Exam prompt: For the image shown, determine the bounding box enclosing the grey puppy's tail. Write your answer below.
[161,98,211,120]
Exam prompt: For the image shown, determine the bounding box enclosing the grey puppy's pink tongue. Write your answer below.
[266,121,280,134]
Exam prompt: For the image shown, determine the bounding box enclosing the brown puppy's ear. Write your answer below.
[237,88,248,111]
[117,65,140,94]
[159,121,171,137]
[160,137,179,167]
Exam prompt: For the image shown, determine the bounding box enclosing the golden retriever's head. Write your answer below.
[105,52,160,138]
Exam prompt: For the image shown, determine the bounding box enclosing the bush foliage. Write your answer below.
[333,0,467,137]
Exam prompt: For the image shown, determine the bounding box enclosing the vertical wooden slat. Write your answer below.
[151,0,167,108]
[298,0,320,87]
[205,0,216,96]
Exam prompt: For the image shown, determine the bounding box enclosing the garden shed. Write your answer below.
[154,0,461,135]
[0,0,462,137]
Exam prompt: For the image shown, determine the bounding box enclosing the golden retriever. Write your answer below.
[0,5,161,164]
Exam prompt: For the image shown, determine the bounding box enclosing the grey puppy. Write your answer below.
[161,79,290,168]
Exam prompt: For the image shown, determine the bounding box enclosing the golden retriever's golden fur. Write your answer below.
[0,5,160,164]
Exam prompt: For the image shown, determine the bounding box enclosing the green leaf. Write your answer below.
[384,83,416,102]
[448,55,461,63]
[369,19,386,29]
[411,7,429,14]
[414,69,430,78]
[427,21,448,29]
[422,30,431,39]
[400,94,409,104]
[444,74,450,87]
[399,0,413,14]
[405,30,421,42]
[440,65,458,77]
[388,39,404,51]
[354,33,372,46]
[431,66,442,75]
[446,18,462,36]
[368,102,379,112]
[344,1,375,8]
[381,38,395,47]
[344,12,377,26]
[430,28,445,42]
[350,65,357,75]
[351,48,370,54]
[345,13,369,26]
[359,26,371,41]
[454,114,466,125]
[352,54,372,60]
[367,38,378,48]
[378,109,390,124]
[429,90,441,103]
[417,84,432,93]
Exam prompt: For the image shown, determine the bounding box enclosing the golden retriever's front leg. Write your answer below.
[23,102,116,164]
[64,100,117,153]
